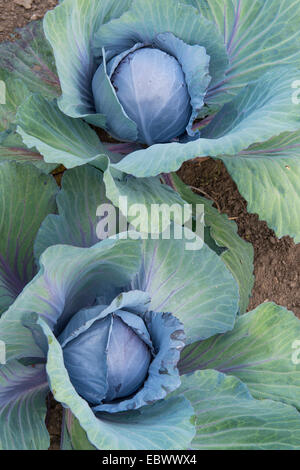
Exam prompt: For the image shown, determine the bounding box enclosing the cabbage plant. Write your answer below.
[0,0,300,242]
[0,162,300,450]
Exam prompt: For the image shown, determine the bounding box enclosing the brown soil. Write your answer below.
[0,0,57,42]
[46,393,63,450]
[178,159,300,318]
[1,0,299,451]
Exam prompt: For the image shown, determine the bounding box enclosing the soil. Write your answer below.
[0,0,57,42]
[46,393,63,450]
[0,0,299,450]
[178,159,300,318]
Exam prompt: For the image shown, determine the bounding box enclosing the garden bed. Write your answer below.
[0,0,299,451]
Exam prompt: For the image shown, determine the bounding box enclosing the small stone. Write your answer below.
[14,0,33,9]
[30,14,39,21]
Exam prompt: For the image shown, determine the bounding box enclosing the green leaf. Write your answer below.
[0,236,142,362]
[222,130,300,242]
[172,174,254,313]
[113,67,300,177]
[0,161,58,314]
[0,312,44,362]
[0,132,57,172]
[67,414,95,450]
[133,229,239,343]
[175,370,300,450]
[16,94,107,169]
[0,72,31,134]
[0,21,60,98]
[186,0,300,104]
[38,317,195,450]
[103,159,192,233]
[44,0,132,124]
[60,410,74,450]
[179,303,300,409]
[34,166,110,260]
[0,361,49,450]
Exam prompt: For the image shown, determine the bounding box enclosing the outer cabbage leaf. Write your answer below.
[179,303,300,409]
[174,370,300,450]
[185,0,300,105]
[34,166,109,260]
[60,411,73,450]
[0,70,57,170]
[0,161,57,314]
[102,158,192,233]
[172,174,254,313]
[132,228,239,343]
[0,21,60,99]
[34,159,192,249]
[0,72,30,136]
[0,361,49,450]
[35,317,195,450]
[222,131,300,242]
[0,132,57,173]
[43,0,132,125]
[16,94,107,169]
[0,236,142,362]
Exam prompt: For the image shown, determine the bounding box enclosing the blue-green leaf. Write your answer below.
[133,229,239,343]
[0,132,57,172]
[16,94,106,169]
[0,72,30,134]
[0,361,49,450]
[0,21,60,98]
[114,67,300,177]
[179,303,300,409]
[186,0,300,105]
[172,174,254,313]
[103,159,191,233]
[175,369,300,450]
[0,161,57,314]
[92,49,138,141]
[222,130,300,242]
[44,0,132,124]
[0,236,142,362]
[34,166,109,261]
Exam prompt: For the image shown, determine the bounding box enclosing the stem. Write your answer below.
[161,173,176,190]
[60,408,66,450]
[190,185,221,213]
